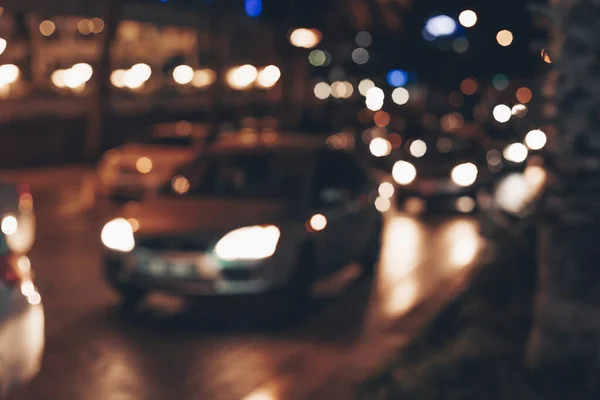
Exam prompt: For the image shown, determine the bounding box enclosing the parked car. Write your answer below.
[0,183,44,397]
[383,135,494,213]
[96,122,208,202]
[101,133,383,309]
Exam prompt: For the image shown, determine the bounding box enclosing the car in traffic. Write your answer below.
[96,122,208,202]
[384,135,494,213]
[101,134,383,310]
[0,183,44,397]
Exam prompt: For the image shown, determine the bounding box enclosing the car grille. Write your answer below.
[137,236,210,252]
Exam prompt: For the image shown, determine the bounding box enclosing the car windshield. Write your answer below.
[177,152,312,199]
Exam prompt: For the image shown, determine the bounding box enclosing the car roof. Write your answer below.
[208,131,327,156]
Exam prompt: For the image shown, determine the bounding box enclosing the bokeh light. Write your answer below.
[511,104,528,118]
[330,81,354,99]
[366,87,385,111]
[541,49,552,63]
[352,48,370,65]
[503,143,529,163]
[409,139,427,158]
[309,50,328,66]
[226,64,258,89]
[425,15,457,37]
[91,18,105,33]
[289,28,322,48]
[378,182,395,198]
[387,70,408,87]
[392,87,410,105]
[0,39,6,56]
[78,19,94,35]
[192,69,217,88]
[516,87,533,103]
[525,129,547,150]
[460,78,478,95]
[358,79,375,96]
[493,104,512,123]
[173,65,194,85]
[496,30,513,47]
[314,82,331,99]
[39,20,56,36]
[374,111,391,127]
[369,137,392,157]
[375,197,391,213]
[0,64,20,86]
[356,31,372,47]
[458,10,478,28]
[256,65,281,88]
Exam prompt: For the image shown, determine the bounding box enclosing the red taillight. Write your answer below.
[0,254,21,287]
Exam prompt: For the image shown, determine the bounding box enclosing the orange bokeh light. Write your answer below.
[388,133,402,149]
[460,78,478,95]
[516,87,533,104]
[374,111,391,127]
[308,214,327,232]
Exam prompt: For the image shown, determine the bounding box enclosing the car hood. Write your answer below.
[116,196,288,237]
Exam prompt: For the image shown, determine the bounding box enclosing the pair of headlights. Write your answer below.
[100,219,281,261]
[392,161,479,187]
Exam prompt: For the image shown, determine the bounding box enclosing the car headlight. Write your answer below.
[392,161,417,185]
[503,143,528,163]
[214,225,280,261]
[101,218,135,252]
[451,163,478,187]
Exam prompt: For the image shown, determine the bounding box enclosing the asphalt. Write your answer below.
[4,167,484,400]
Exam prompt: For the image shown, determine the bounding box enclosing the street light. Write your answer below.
[289,28,322,49]
[256,65,281,88]
[226,65,258,90]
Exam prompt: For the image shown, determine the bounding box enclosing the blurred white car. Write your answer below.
[101,134,383,308]
[97,123,207,202]
[0,183,44,396]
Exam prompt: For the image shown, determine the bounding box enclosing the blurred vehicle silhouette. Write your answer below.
[101,133,383,310]
[96,122,208,202]
[380,135,493,214]
[0,183,44,397]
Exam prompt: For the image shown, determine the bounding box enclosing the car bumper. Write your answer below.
[0,292,44,396]
[105,252,279,297]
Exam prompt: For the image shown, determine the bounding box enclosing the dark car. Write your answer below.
[383,135,494,213]
[101,134,383,309]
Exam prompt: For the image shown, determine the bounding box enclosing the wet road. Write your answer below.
[6,175,483,399]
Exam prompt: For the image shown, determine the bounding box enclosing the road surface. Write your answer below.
[6,170,483,399]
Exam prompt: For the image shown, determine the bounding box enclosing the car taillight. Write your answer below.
[0,254,21,287]
[18,184,34,213]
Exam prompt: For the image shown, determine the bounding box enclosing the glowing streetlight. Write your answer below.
[0,64,20,86]
[192,69,216,88]
[226,64,258,89]
[496,30,513,47]
[289,28,322,49]
[458,10,477,28]
[256,65,281,88]
[173,65,194,85]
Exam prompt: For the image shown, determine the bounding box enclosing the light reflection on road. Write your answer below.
[12,205,486,400]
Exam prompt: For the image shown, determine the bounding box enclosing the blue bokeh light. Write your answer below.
[387,70,409,87]
[245,0,262,18]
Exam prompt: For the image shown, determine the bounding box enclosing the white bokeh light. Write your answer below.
[524,129,547,151]
[493,104,512,123]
